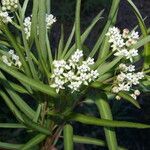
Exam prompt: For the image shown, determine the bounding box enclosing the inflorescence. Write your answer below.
[50,49,99,93]
[0,11,12,23]
[106,27,144,100]
[106,27,139,62]
[23,14,56,39]
[1,50,22,68]
[1,0,19,12]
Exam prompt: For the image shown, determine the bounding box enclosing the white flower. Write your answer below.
[8,49,14,55]
[85,57,95,65]
[68,81,82,92]
[53,68,64,76]
[1,0,19,12]
[70,49,83,63]
[77,64,90,73]
[50,78,65,93]
[23,16,31,40]
[0,11,12,23]
[63,71,76,81]
[114,49,128,57]
[116,95,121,100]
[53,60,66,68]
[131,94,137,100]
[122,28,129,38]
[119,63,128,72]
[117,72,126,82]
[118,83,131,91]
[127,65,135,72]
[129,31,139,40]
[89,70,99,81]
[126,49,138,62]
[1,50,22,68]
[46,14,56,29]
[112,86,119,93]
[136,72,144,80]
[2,55,12,66]
[134,90,140,96]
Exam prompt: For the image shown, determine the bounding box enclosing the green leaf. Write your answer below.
[0,123,25,128]
[21,134,46,150]
[58,24,64,59]
[6,89,36,119]
[131,35,150,49]
[22,114,51,135]
[75,0,81,49]
[1,24,31,77]
[118,91,141,108]
[38,0,47,62]
[127,0,150,69]
[64,124,74,150]
[94,93,118,150]
[0,142,22,150]
[0,71,36,119]
[70,113,150,128]
[89,0,120,57]
[62,24,75,58]
[22,0,30,18]
[0,91,23,122]
[30,0,39,43]
[97,57,122,75]
[64,10,104,60]
[73,135,127,150]
[0,61,57,98]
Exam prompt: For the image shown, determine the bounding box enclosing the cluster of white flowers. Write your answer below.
[23,16,31,40]
[1,0,18,12]
[50,49,99,93]
[46,14,57,29]
[0,11,12,23]
[106,27,139,62]
[23,14,56,40]
[112,63,144,100]
[1,50,22,68]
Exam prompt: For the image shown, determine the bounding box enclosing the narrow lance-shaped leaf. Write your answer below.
[94,93,118,150]
[70,113,150,128]
[0,71,36,119]
[62,24,75,58]
[89,0,120,57]
[127,0,150,69]
[0,91,23,122]
[0,141,22,150]
[75,0,81,49]
[0,24,31,76]
[63,124,74,150]
[64,10,104,60]
[0,123,26,129]
[38,0,47,63]
[0,61,57,98]
[118,91,141,108]
[20,134,46,150]
[73,135,127,150]
[58,24,64,59]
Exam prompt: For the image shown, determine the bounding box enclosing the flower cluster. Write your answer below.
[1,0,18,12]
[46,14,57,29]
[50,49,99,93]
[106,27,139,62]
[23,16,31,40]
[1,50,22,68]
[112,63,144,100]
[0,11,12,23]
[23,14,56,40]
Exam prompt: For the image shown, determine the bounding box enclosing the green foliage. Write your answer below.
[0,0,149,150]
